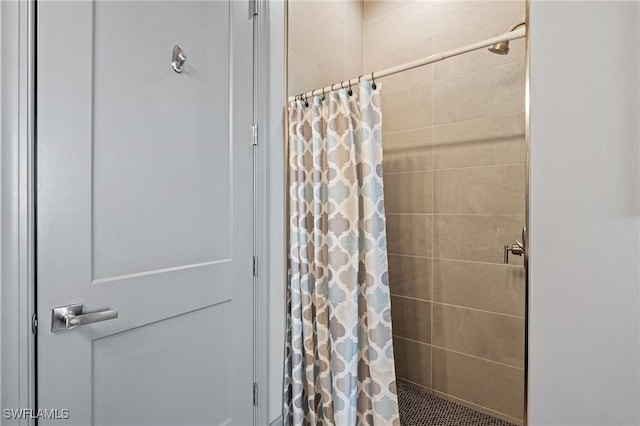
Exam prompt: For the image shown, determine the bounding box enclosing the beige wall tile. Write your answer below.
[388,254,432,300]
[435,39,525,81]
[289,0,346,86]
[432,9,526,81]
[432,348,524,420]
[386,214,433,257]
[433,164,525,215]
[346,1,364,54]
[391,296,431,343]
[346,2,364,80]
[393,337,432,388]
[365,41,433,92]
[288,49,327,97]
[348,0,364,15]
[432,61,525,125]
[384,171,433,213]
[433,214,524,264]
[382,85,433,132]
[430,1,524,36]
[433,259,524,316]
[288,0,364,97]
[432,304,524,367]
[364,1,433,58]
[346,47,364,82]
[382,127,432,173]
[372,56,434,93]
[364,0,414,22]
[432,113,526,169]
[299,0,346,44]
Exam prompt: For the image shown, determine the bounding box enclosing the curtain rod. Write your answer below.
[287,26,526,103]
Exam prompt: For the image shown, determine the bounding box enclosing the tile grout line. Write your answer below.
[393,335,525,371]
[382,109,526,137]
[384,56,526,100]
[429,63,435,393]
[384,161,527,175]
[387,254,525,268]
[390,294,525,319]
[432,57,527,84]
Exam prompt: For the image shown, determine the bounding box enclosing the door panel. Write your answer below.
[92,305,232,425]
[91,1,231,279]
[36,2,254,425]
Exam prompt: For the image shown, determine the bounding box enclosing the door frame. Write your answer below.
[0,1,274,425]
[0,0,37,423]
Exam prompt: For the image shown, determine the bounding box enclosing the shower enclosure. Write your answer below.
[286,1,528,424]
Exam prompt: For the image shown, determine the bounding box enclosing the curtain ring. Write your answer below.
[322,87,325,101]
[340,81,345,90]
[304,93,309,108]
[348,80,353,97]
[371,72,377,90]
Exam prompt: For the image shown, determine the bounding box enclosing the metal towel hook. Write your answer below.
[172,45,187,73]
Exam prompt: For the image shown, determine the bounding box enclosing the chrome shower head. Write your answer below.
[488,40,510,55]
[488,21,526,55]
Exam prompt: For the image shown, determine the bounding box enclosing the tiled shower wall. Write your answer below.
[287,0,363,96]
[363,1,527,424]
[287,0,526,423]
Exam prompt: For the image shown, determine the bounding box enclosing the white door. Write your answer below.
[36,2,254,425]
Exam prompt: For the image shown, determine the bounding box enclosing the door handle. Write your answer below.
[51,303,118,333]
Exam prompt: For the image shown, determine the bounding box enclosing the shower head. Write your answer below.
[488,41,510,55]
[488,21,526,55]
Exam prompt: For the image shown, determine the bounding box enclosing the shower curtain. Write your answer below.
[284,81,400,426]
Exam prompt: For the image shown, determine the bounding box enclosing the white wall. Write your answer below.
[528,2,640,425]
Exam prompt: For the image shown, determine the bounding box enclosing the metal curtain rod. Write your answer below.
[288,26,526,103]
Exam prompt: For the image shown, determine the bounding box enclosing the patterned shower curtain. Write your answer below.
[284,81,400,426]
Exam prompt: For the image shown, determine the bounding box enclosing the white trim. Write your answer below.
[0,0,36,424]
[254,0,286,424]
[258,0,286,423]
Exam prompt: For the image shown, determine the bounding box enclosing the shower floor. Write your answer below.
[397,381,517,426]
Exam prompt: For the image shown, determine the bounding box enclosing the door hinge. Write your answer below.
[249,0,258,19]
[253,256,258,277]
[251,124,258,146]
[253,382,258,406]
[31,313,38,335]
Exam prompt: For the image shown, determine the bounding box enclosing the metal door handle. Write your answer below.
[51,303,118,333]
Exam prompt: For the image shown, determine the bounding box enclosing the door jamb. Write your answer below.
[0,0,37,424]
[2,1,272,425]
[253,0,287,424]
